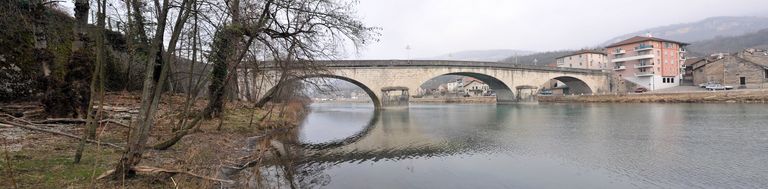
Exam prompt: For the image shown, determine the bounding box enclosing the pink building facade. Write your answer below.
[607,36,688,91]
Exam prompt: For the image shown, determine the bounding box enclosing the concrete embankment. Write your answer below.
[538,90,768,103]
[410,96,496,104]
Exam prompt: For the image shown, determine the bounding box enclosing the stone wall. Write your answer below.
[692,56,768,86]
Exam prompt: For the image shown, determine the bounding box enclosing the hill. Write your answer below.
[500,50,575,65]
[424,49,534,62]
[687,29,768,57]
[604,16,768,45]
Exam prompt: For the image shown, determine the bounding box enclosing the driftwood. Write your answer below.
[0,120,123,149]
[3,112,130,129]
[99,119,132,129]
[97,166,235,183]
[33,118,87,124]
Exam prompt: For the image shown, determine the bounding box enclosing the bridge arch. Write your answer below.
[270,74,383,108]
[418,72,516,103]
[540,76,594,95]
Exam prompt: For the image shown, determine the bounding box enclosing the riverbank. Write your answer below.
[0,93,308,188]
[539,89,768,103]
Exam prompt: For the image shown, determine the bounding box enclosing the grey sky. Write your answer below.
[353,0,768,59]
[57,0,768,59]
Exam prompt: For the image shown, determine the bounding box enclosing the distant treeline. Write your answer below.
[500,50,575,65]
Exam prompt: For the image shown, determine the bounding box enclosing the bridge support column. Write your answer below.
[515,85,539,104]
[381,87,409,108]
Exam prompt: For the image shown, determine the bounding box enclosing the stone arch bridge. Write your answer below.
[238,60,611,108]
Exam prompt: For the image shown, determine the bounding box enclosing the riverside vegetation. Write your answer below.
[1,0,376,187]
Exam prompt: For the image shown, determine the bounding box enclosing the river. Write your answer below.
[260,103,768,188]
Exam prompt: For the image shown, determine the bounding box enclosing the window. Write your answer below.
[765,69,768,79]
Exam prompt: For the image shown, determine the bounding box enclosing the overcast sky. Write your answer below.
[352,0,768,59]
[58,0,768,59]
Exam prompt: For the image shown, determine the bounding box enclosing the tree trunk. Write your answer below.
[72,0,89,52]
[113,0,193,179]
[31,0,52,77]
[74,0,107,164]
[204,26,240,118]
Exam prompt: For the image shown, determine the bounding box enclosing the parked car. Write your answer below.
[705,84,734,91]
[634,87,648,93]
[539,89,553,95]
[699,81,716,88]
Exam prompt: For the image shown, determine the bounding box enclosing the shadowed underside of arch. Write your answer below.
[295,74,382,108]
[432,72,516,103]
[551,76,593,95]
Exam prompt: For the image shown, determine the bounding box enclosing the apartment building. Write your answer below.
[607,36,688,91]
[555,50,609,70]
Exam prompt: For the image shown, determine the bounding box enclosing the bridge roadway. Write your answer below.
[238,60,612,108]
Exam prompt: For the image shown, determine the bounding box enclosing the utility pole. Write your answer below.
[405,45,411,60]
[515,52,518,64]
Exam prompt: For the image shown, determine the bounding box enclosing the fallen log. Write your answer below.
[97,166,235,183]
[3,113,130,129]
[0,120,123,149]
[32,118,87,125]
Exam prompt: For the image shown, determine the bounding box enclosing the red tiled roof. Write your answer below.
[605,36,689,48]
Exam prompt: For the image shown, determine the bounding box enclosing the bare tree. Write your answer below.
[204,0,377,117]
[153,0,377,150]
[113,0,195,179]
[73,0,109,164]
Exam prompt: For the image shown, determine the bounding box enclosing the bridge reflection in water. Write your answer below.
[224,102,768,188]
[230,103,520,188]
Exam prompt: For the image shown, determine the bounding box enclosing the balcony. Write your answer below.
[635,45,654,51]
[635,72,655,77]
[611,54,655,63]
[612,49,626,55]
[634,63,653,68]
[613,66,626,70]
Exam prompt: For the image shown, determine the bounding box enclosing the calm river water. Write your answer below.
[274,103,768,188]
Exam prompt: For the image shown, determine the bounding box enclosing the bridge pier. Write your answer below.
[381,87,409,108]
[515,85,539,104]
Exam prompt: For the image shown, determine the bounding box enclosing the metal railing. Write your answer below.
[635,45,654,51]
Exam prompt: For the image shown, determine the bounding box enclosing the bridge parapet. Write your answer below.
[252,60,609,75]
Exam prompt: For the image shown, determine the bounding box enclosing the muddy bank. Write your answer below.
[411,96,496,104]
[538,90,768,103]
